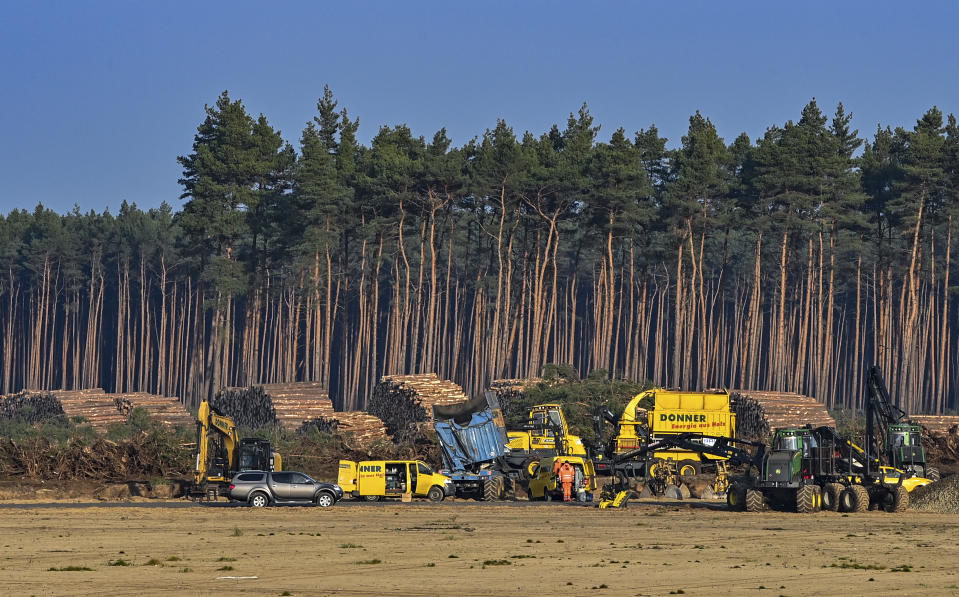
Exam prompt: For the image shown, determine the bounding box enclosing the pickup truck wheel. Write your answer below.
[249,492,269,508]
[427,486,445,502]
[315,492,335,508]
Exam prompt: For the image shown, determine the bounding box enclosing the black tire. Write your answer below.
[745,489,764,512]
[363,495,381,502]
[544,489,553,502]
[483,477,502,502]
[925,466,941,482]
[427,486,444,502]
[841,485,869,513]
[678,460,701,478]
[885,486,909,513]
[795,485,816,513]
[315,491,335,508]
[249,492,269,508]
[526,488,534,502]
[726,483,747,511]
[822,483,843,511]
[502,478,516,500]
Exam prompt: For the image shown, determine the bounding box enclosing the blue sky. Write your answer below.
[1,1,957,214]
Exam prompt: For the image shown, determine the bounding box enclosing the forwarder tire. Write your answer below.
[822,483,843,511]
[795,485,817,513]
[841,484,869,513]
[745,489,764,512]
[483,477,503,502]
[925,467,941,482]
[726,483,747,511]
[885,486,909,513]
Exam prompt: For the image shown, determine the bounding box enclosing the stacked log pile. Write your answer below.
[368,374,468,436]
[910,415,959,435]
[731,390,835,439]
[488,378,538,417]
[298,412,390,446]
[113,393,193,428]
[212,385,276,429]
[0,391,65,423]
[53,389,129,430]
[261,382,336,429]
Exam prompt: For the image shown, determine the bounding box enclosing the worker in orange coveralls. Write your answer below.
[558,460,575,502]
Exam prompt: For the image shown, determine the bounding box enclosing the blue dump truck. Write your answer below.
[432,392,516,501]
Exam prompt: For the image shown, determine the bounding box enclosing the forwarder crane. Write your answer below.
[190,400,282,500]
[865,366,940,481]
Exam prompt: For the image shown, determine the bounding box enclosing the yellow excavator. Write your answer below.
[506,403,588,478]
[190,400,282,499]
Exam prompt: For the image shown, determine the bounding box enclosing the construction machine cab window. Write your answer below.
[774,433,816,456]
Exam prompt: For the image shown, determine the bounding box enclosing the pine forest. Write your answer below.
[2,89,958,414]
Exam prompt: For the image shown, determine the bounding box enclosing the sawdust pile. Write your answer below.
[909,475,959,513]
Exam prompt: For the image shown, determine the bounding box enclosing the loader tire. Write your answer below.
[925,466,940,482]
[795,485,816,513]
[885,486,909,513]
[483,477,503,502]
[822,483,843,511]
[841,484,869,513]
[678,460,701,478]
[745,489,764,512]
[726,483,747,511]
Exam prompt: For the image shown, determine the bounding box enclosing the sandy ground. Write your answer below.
[0,500,957,596]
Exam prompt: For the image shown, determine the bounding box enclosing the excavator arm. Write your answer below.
[194,400,240,486]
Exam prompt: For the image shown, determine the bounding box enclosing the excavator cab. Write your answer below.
[237,438,277,472]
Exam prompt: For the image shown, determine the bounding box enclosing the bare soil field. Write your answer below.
[0,501,957,596]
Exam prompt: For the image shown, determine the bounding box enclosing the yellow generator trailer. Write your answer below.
[337,460,455,502]
[605,389,735,477]
[506,403,588,477]
[526,456,597,502]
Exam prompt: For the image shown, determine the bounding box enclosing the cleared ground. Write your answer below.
[1,500,957,596]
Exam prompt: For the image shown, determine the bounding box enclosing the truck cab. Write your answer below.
[506,404,588,474]
[337,460,454,502]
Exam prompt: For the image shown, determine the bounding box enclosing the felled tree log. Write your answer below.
[0,391,65,423]
[112,392,193,428]
[368,374,468,436]
[488,378,539,419]
[261,382,336,429]
[297,412,390,447]
[730,390,835,440]
[212,385,276,430]
[50,389,128,430]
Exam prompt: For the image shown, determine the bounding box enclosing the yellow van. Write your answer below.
[337,460,454,502]
[526,456,597,502]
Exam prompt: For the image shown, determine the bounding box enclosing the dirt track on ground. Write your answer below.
[1,501,957,596]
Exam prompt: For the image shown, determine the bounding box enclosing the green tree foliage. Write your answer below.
[1,92,958,418]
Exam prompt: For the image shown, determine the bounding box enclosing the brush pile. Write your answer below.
[921,424,959,465]
[0,434,191,481]
[0,391,65,423]
[731,390,835,439]
[368,374,468,436]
